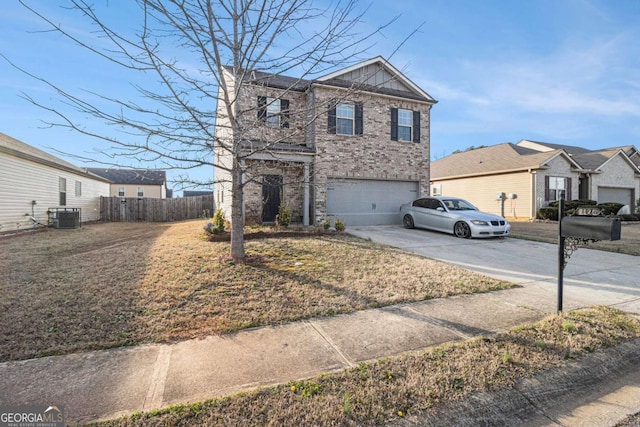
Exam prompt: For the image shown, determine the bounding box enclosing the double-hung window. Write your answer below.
[59,177,67,206]
[397,109,413,141]
[391,108,421,142]
[137,187,144,197]
[266,98,281,127]
[118,186,125,197]
[258,96,290,128]
[336,103,354,135]
[327,101,363,135]
[546,176,572,201]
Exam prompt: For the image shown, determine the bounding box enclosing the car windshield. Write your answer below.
[442,199,477,211]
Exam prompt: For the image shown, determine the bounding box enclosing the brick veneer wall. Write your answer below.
[219,80,432,224]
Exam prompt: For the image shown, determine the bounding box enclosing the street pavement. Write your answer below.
[0,225,638,425]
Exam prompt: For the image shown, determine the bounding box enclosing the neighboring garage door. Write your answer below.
[326,179,419,226]
[598,187,633,208]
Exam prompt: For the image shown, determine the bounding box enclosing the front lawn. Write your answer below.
[0,221,513,361]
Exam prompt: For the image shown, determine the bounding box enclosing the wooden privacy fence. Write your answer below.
[100,195,214,222]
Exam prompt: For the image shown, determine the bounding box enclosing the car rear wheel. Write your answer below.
[454,221,471,238]
[403,214,415,229]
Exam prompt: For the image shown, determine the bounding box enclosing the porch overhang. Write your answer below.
[240,140,314,226]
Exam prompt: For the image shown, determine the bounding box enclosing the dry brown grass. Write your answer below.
[0,220,512,362]
[509,221,640,256]
[93,306,640,427]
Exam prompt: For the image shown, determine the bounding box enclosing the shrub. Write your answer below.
[334,218,345,232]
[537,206,558,221]
[597,202,625,216]
[276,205,291,227]
[204,209,226,235]
[323,218,331,230]
[213,208,225,230]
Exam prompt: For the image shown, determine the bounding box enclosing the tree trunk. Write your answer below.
[230,161,245,261]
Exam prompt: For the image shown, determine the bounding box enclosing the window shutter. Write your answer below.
[257,96,267,122]
[280,99,290,128]
[355,102,363,135]
[544,175,550,201]
[327,100,337,134]
[390,108,398,141]
[412,111,421,143]
[566,177,572,200]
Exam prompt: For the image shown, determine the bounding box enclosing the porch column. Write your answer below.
[303,163,310,226]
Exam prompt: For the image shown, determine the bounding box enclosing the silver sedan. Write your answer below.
[399,196,510,238]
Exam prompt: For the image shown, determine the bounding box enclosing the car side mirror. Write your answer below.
[436,207,445,212]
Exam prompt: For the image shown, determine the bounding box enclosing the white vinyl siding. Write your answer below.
[0,153,110,232]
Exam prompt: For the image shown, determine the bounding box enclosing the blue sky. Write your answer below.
[1,0,639,192]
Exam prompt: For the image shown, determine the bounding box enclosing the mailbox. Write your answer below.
[561,216,621,241]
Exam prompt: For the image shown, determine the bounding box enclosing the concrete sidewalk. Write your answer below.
[1,227,639,425]
[1,286,561,424]
[2,285,635,425]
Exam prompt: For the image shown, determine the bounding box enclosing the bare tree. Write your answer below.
[12,0,403,261]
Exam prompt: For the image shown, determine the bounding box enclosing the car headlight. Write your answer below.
[470,220,489,225]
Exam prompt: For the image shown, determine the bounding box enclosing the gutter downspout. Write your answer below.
[530,169,537,219]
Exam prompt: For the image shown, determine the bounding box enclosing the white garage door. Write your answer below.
[598,187,633,207]
[326,179,419,226]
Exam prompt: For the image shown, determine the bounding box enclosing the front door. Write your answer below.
[262,175,282,223]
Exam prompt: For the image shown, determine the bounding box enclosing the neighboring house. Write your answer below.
[0,133,111,232]
[214,56,437,226]
[431,139,640,219]
[87,168,168,199]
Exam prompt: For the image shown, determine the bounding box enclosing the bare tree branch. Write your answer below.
[9,0,417,261]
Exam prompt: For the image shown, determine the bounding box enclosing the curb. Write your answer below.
[393,338,640,426]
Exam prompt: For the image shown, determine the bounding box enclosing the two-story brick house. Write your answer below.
[213,56,437,226]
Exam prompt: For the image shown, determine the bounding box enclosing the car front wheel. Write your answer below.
[454,221,471,238]
[403,214,415,229]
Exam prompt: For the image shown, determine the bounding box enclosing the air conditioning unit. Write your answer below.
[50,209,81,229]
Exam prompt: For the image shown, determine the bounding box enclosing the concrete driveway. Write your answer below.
[348,225,640,314]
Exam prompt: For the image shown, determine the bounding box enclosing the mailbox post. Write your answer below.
[556,197,622,313]
[557,198,565,313]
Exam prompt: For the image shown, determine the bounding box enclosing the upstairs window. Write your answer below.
[327,101,363,135]
[397,109,412,141]
[257,96,289,128]
[75,181,82,197]
[137,187,144,197]
[118,186,125,197]
[391,108,421,142]
[336,103,354,135]
[266,98,281,127]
